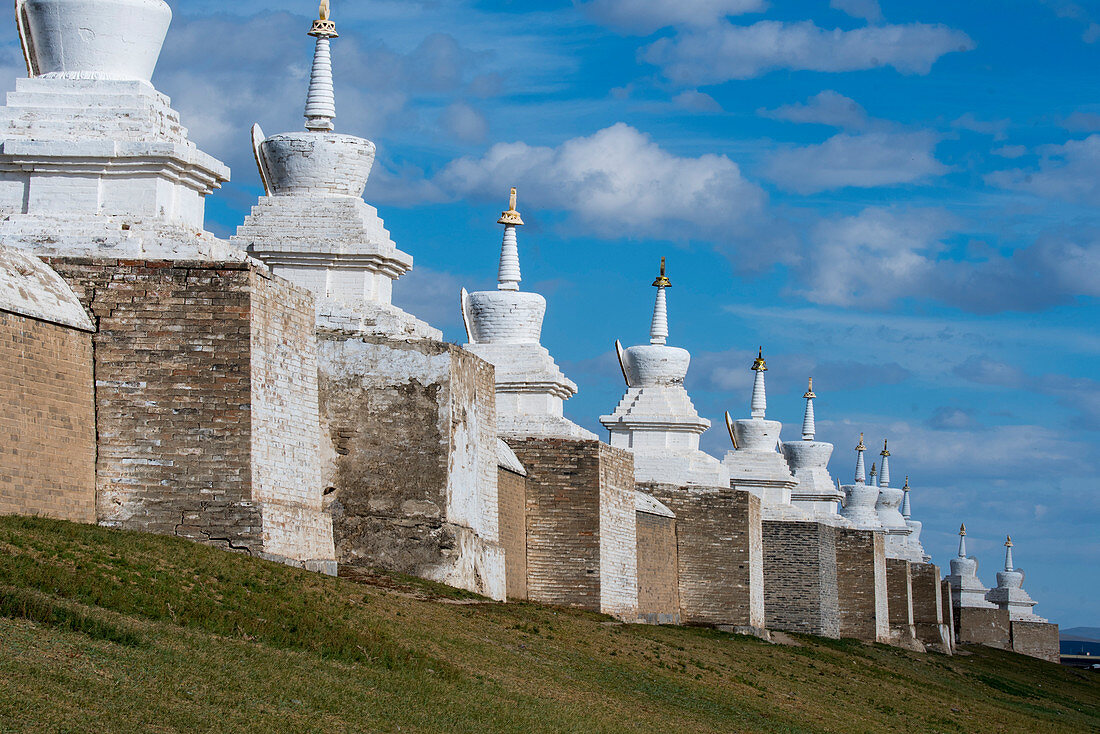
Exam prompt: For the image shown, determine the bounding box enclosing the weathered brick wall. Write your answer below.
[911,563,952,651]
[644,483,764,630]
[835,528,889,642]
[597,443,637,621]
[49,258,335,570]
[1010,621,1059,663]
[762,520,839,637]
[0,310,95,523]
[886,558,916,639]
[636,510,679,625]
[498,466,527,600]
[53,259,262,550]
[318,334,504,599]
[941,579,956,649]
[957,607,1011,650]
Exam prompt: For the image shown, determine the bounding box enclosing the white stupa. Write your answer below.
[721,350,804,520]
[461,189,596,440]
[600,259,728,487]
[0,0,235,259]
[232,1,438,339]
[986,536,1046,621]
[900,477,931,563]
[945,524,997,609]
[875,441,920,561]
[781,379,848,524]
[838,435,884,529]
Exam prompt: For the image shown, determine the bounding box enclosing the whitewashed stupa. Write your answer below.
[232,1,437,339]
[600,260,728,487]
[945,524,997,610]
[781,380,848,524]
[0,0,235,258]
[838,435,884,529]
[461,189,596,440]
[721,350,804,520]
[875,441,920,560]
[986,537,1046,621]
[900,477,931,563]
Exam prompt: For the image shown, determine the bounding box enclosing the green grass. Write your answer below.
[0,516,1096,733]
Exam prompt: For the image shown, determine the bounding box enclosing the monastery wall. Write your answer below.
[886,559,917,642]
[957,607,1012,650]
[911,563,953,652]
[762,520,840,637]
[0,310,95,522]
[498,465,528,600]
[48,258,334,571]
[318,333,504,600]
[1010,621,1060,663]
[835,528,890,642]
[506,438,637,620]
[636,510,679,625]
[643,483,764,631]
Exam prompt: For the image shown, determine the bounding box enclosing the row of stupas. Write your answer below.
[0,0,1057,661]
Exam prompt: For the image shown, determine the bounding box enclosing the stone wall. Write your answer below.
[637,510,679,625]
[498,466,528,600]
[1010,621,1059,663]
[835,528,890,642]
[886,559,917,641]
[506,438,637,620]
[318,333,504,600]
[761,520,839,637]
[49,258,335,571]
[911,563,952,652]
[643,483,764,631]
[0,310,95,523]
[956,607,1011,650]
[941,579,956,647]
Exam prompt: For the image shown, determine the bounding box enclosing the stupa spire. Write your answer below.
[869,462,878,487]
[649,257,671,345]
[801,378,816,440]
[1004,536,1014,572]
[305,0,339,132]
[901,476,912,519]
[496,187,524,291]
[958,524,967,558]
[854,433,866,483]
[879,440,891,487]
[750,347,767,419]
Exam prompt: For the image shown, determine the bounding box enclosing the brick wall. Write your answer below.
[911,563,952,651]
[644,483,764,630]
[0,310,95,522]
[835,528,890,642]
[506,438,637,619]
[1010,621,1059,663]
[957,607,1011,650]
[318,334,504,599]
[49,258,334,570]
[498,466,527,600]
[886,558,916,639]
[762,520,839,637]
[941,579,956,649]
[637,510,679,625]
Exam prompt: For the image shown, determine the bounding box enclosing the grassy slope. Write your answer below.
[0,517,1096,734]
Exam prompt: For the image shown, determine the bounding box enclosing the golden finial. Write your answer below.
[752,346,767,372]
[803,377,815,400]
[498,187,524,226]
[960,523,967,536]
[310,0,338,37]
[652,257,672,288]
[903,475,910,490]
[869,462,877,477]
[881,439,890,457]
[856,432,865,451]
[1005,535,1013,547]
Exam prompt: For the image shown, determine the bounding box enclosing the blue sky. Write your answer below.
[4,0,1097,626]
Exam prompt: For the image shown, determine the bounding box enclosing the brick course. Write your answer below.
[835,528,890,642]
[886,558,917,641]
[762,520,839,637]
[637,510,679,625]
[498,466,527,600]
[911,563,953,652]
[0,310,95,523]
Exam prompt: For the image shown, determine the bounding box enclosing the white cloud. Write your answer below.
[830,0,883,23]
[992,144,1027,158]
[642,20,974,83]
[763,131,947,194]
[952,113,1009,140]
[435,122,767,240]
[758,90,868,129]
[987,134,1100,204]
[583,0,767,35]
[672,90,723,112]
[441,101,489,143]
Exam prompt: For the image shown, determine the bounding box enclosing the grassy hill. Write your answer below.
[0,516,1096,733]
